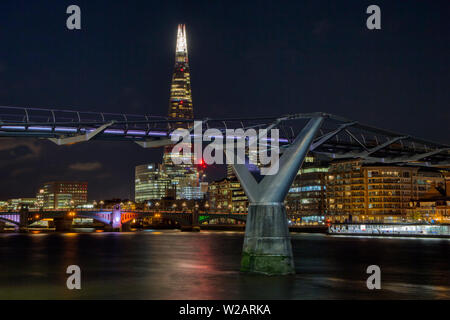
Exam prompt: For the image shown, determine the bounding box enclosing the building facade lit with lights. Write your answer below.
[208,178,232,211]
[207,178,249,213]
[38,181,88,209]
[4,198,37,210]
[285,155,328,224]
[135,163,171,202]
[326,159,446,223]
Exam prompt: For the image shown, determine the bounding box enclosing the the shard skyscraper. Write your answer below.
[162,24,203,200]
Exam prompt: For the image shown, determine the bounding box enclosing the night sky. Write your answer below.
[0,0,448,201]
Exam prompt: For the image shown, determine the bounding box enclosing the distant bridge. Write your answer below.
[0,205,247,232]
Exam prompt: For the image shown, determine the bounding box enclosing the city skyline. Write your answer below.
[0,0,449,201]
[0,0,449,301]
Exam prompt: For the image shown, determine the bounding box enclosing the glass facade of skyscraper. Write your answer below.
[135,163,171,203]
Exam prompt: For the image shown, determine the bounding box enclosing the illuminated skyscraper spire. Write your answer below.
[176,24,188,54]
[163,24,200,199]
[168,24,193,127]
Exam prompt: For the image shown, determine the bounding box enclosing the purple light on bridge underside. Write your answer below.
[126,130,146,135]
[147,131,168,136]
[104,129,125,134]
[28,126,52,131]
[0,214,20,224]
[55,127,78,132]
[0,125,288,142]
[168,132,288,142]
[1,125,26,130]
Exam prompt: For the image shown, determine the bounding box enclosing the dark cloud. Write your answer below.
[10,167,34,177]
[0,139,43,168]
[69,162,103,171]
[312,19,331,35]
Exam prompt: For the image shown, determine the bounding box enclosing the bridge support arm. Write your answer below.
[48,121,115,146]
[233,117,324,275]
[310,121,357,150]
[135,138,173,148]
[136,121,202,149]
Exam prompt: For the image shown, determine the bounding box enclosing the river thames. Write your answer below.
[0,230,449,299]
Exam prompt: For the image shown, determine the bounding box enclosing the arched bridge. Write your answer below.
[0,206,247,232]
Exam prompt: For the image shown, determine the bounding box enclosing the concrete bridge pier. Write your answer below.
[232,117,324,275]
[241,203,293,275]
[106,204,122,232]
[54,217,73,232]
[19,205,29,232]
[47,220,55,229]
[121,221,132,232]
[180,211,200,232]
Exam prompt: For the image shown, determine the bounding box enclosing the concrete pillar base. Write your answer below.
[54,218,73,232]
[105,226,121,232]
[121,223,132,232]
[180,226,201,232]
[241,203,294,275]
[19,208,29,232]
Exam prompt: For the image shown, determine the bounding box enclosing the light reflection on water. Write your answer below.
[0,231,449,299]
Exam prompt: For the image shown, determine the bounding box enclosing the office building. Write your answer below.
[326,159,445,223]
[285,155,328,223]
[40,181,88,209]
[135,163,172,203]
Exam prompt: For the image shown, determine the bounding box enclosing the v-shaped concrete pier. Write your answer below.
[232,117,324,275]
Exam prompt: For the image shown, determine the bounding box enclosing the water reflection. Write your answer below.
[0,231,448,299]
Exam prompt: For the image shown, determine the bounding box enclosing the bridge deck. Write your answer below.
[0,106,449,166]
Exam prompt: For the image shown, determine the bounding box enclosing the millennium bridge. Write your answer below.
[1,105,449,275]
